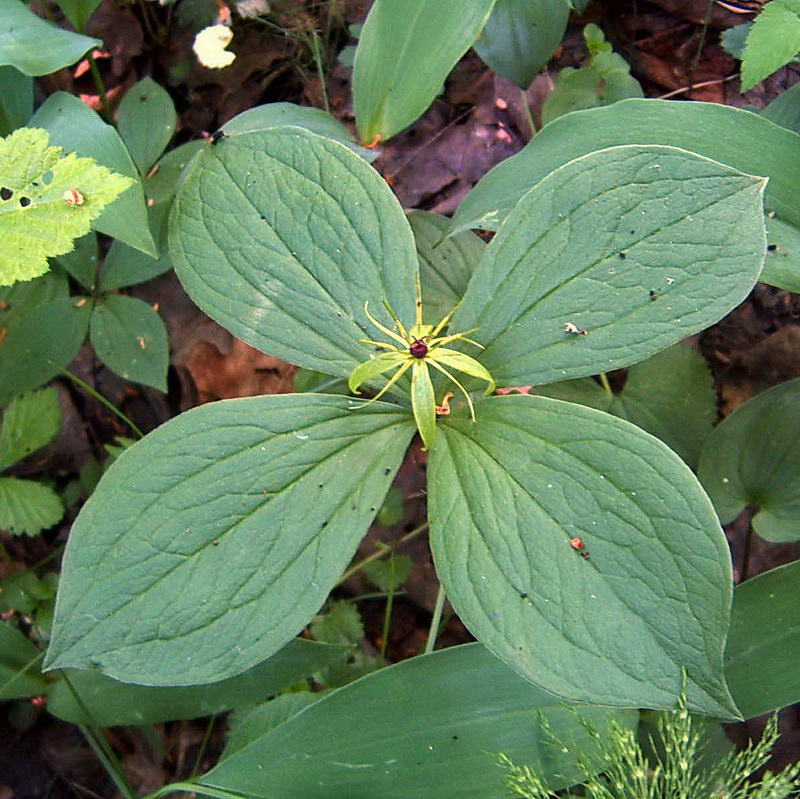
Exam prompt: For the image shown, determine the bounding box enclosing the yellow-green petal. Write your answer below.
[429,347,496,396]
[348,352,407,394]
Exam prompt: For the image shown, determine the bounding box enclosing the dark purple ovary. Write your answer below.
[409,339,428,358]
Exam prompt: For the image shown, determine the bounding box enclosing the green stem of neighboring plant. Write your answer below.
[53,364,144,438]
[86,53,112,123]
[424,583,447,655]
[143,782,252,799]
[309,29,331,114]
[378,555,398,661]
[190,714,217,779]
[337,521,428,585]
[520,86,536,138]
[598,372,613,397]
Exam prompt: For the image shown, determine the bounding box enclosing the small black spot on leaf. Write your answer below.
[19,196,31,208]
[767,243,777,252]
[618,252,626,260]
[0,187,12,201]
[384,468,391,475]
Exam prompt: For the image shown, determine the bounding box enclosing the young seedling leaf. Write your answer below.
[353,0,497,143]
[0,128,132,286]
[0,622,48,699]
[473,0,570,89]
[0,0,101,76]
[741,0,800,92]
[117,78,177,176]
[169,127,418,379]
[89,295,169,391]
[0,387,61,471]
[0,477,64,536]
[201,643,638,799]
[450,98,800,236]
[0,296,93,404]
[409,210,484,323]
[47,639,346,726]
[698,377,800,542]
[45,395,414,685]
[725,560,800,718]
[451,145,766,387]
[30,92,157,257]
[429,395,739,718]
[537,345,717,468]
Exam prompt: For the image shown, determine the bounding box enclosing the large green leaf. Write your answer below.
[55,0,102,33]
[761,81,800,135]
[698,378,800,542]
[725,560,800,718]
[0,296,92,404]
[0,66,32,136]
[0,0,101,76]
[99,236,172,292]
[201,643,638,799]
[450,98,800,235]
[0,622,47,699]
[117,78,177,176]
[353,0,497,143]
[89,295,169,391]
[762,215,800,293]
[47,639,346,725]
[0,476,64,535]
[0,127,133,286]
[429,395,738,718]
[222,102,375,162]
[450,145,766,388]
[536,345,717,468]
[0,388,61,471]
[44,395,414,685]
[29,92,157,257]
[169,127,417,378]
[54,232,98,291]
[409,210,484,323]
[473,0,569,89]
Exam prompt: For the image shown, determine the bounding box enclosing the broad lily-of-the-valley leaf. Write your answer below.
[46,125,768,722]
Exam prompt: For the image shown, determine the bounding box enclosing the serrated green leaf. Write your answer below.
[698,378,800,542]
[89,295,169,391]
[47,639,346,725]
[430,395,738,718]
[409,210,483,323]
[310,600,364,646]
[201,643,638,799]
[54,232,98,290]
[0,0,101,76]
[363,553,411,592]
[450,145,766,387]
[450,98,800,236]
[537,345,717,468]
[117,78,177,175]
[473,0,569,89]
[30,92,157,257]
[0,127,133,286]
[44,395,414,685]
[725,560,800,718]
[353,0,497,143]
[0,477,64,536]
[741,0,800,91]
[169,127,418,379]
[0,296,92,404]
[0,622,47,699]
[0,388,61,471]
[0,66,32,136]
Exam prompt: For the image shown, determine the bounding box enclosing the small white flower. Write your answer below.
[193,24,236,69]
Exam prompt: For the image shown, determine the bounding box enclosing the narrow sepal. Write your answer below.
[430,348,496,395]
[411,360,437,450]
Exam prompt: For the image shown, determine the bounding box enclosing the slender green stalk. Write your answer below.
[598,372,613,397]
[424,583,447,654]
[337,522,428,585]
[378,555,398,661]
[190,714,218,779]
[0,651,43,697]
[520,86,536,138]
[309,29,331,114]
[52,363,144,438]
[86,53,112,122]
[143,782,252,799]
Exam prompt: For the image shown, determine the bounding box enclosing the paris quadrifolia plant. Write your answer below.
[40,120,770,795]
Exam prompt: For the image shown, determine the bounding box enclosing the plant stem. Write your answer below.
[52,363,144,438]
[143,782,252,799]
[190,714,217,779]
[378,556,397,661]
[598,372,613,397]
[337,521,428,585]
[424,583,446,654]
[520,86,536,138]
[309,29,331,114]
[687,0,714,97]
[0,651,43,697]
[86,52,112,123]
